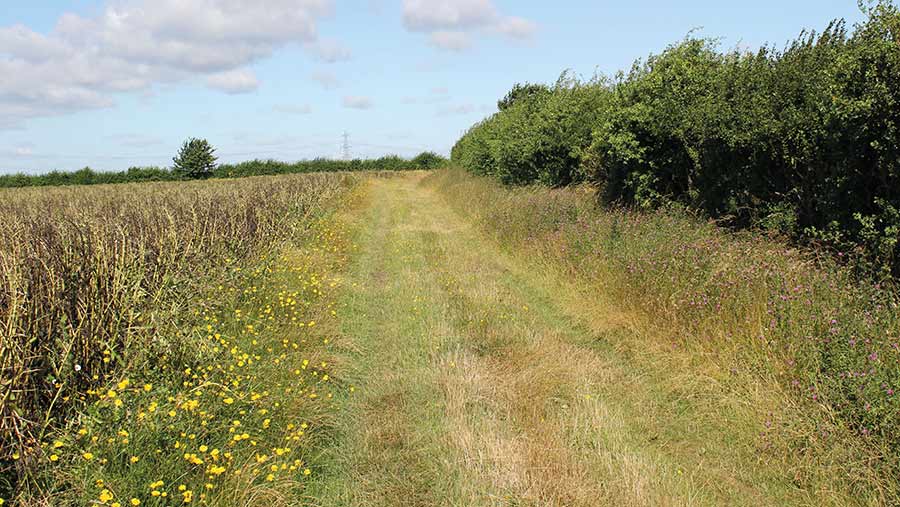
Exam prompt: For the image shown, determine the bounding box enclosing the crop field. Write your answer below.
[0,173,361,505]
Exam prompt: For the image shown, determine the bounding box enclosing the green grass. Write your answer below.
[424,168,897,504]
[301,172,882,505]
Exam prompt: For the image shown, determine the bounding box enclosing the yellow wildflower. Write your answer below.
[99,489,114,502]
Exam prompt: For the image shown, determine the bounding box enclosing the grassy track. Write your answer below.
[5,171,878,505]
[307,173,862,506]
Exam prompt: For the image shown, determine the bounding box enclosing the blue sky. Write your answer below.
[0,0,871,174]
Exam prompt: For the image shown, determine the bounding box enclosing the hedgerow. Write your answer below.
[0,152,447,188]
[452,2,900,278]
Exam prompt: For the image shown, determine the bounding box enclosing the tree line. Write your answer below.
[0,146,446,188]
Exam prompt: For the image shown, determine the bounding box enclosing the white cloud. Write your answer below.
[403,0,497,31]
[495,16,538,39]
[402,0,536,50]
[0,0,334,128]
[0,25,70,61]
[305,38,352,63]
[342,95,373,109]
[429,31,472,52]
[206,69,260,94]
[273,104,313,115]
[310,70,341,90]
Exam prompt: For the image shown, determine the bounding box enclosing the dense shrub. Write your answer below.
[411,151,447,169]
[452,3,900,277]
[450,119,496,178]
[496,82,552,111]
[453,75,610,186]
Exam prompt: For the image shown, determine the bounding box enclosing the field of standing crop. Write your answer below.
[0,173,362,505]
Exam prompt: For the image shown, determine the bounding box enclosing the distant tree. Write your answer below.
[173,138,217,179]
[411,151,447,169]
[71,167,97,185]
[497,83,552,111]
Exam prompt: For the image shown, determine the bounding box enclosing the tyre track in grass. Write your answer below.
[308,173,844,507]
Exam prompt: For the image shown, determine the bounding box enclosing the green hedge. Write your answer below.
[452,3,900,278]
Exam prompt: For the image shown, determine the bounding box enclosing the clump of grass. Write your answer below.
[426,168,900,500]
[0,173,358,499]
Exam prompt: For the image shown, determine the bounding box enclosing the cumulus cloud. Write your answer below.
[0,0,334,128]
[310,70,341,90]
[342,95,373,110]
[402,0,536,51]
[495,16,538,39]
[206,69,260,94]
[403,0,497,31]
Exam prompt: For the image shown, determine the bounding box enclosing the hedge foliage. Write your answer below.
[452,3,900,278]
[0,152,447,188]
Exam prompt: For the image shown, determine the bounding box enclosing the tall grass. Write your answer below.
[427,168,900,500]
[0,172,357,479]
